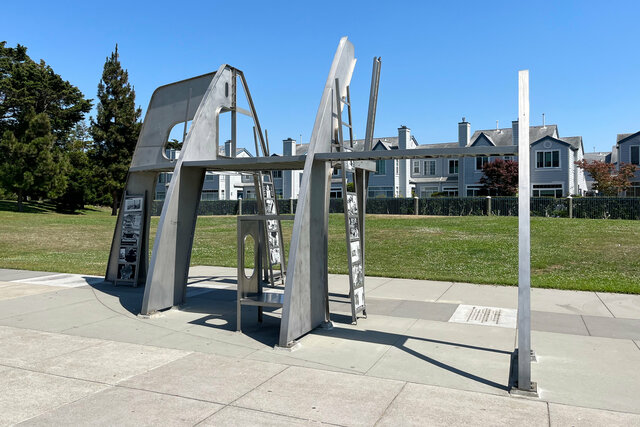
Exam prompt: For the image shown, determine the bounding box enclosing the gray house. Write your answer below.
[615,131,640,196]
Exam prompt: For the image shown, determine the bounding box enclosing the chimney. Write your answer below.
[542,113,546,128]
[512,120,519,146]
[283,138,296,156]
[458,117,470,147]
[224,139,232,157]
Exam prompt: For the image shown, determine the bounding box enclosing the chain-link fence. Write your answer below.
[151,197,640,220]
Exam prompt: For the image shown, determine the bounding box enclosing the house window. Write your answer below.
[272,170,282,178]
[448,159,459,175]
[627,184,640,197]
[466,185,483,197]
[504,156,513,161]
[413,161,420,174]
[155,191,166,201]
[476,156,489,170]
[241,174,253,183]
[442,186,458,196]
[204,173,215,181]
[420,186,438,198]
[375,160,386,175]
[368,186,393,198]
[536,150,560,168]
[332,168,340,176]
[631,146,639,165]
[329,188,343,198]
[423,160,436,176]
[201,190,219,201]
[532,184,563,198]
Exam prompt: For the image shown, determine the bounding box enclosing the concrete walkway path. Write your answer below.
[0,266,639,426]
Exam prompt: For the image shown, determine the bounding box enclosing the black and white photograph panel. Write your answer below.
[265,198,276,215]
[354,287,364,309]
[263,184,273,200]
[117,263,135,280]
[122,213,142,230]
[124,247,137,263]
[267,219,279,232]
[352,262,364,287]
[347,194,358,217]
[121,230,140,245]
[270,246,281,265]
[119,247,126,260]
[124,197,143,212]
[348,216,359,240]
[350,240,360,264]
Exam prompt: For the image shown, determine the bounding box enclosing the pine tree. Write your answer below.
[90,45,142,215]
[0,112,68,211]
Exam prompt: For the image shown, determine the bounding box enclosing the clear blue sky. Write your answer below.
[3,1,639,153]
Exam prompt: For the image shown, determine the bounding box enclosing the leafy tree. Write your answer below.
[575,160,638,196]
[0,42,91,146]
[480,159,519,196]
[55,121,95,211]
[90,45,142,215]
[0,112,68,211]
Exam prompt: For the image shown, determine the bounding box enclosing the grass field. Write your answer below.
[0,201,638,294]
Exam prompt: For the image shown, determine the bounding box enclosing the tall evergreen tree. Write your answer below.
[90,45,142,215]
[0,111,68,211]
[0,42,92,146]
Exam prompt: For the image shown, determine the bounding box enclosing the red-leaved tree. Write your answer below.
[480,159,519,196]
[575,160,638,196]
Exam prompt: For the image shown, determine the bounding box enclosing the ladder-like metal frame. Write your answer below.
[252,128,286,287]
[335,78,366,323]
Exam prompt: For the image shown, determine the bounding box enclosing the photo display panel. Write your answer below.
[116,194,145,286]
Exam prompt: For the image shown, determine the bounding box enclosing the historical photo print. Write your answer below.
[123,213,142,230]
[123,247,137,263]
[348,216,359,240]
[121,229,140,245]
[352,262,364,287]
[350,240,360,264]
[267,219,278,232]
[119,247,126,260]
[269,246,281,264]
[117,263,135,280]
[265,198,276,215]
[263,185,273,200]
[354,287,364,309]
[347,194,358,217]
[124,197,143,212]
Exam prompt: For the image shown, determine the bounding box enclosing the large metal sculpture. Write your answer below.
[107,37,536,395]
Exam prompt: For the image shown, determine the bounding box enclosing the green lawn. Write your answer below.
[0,201,638,294]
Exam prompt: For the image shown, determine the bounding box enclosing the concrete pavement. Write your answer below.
[0,266,639,426]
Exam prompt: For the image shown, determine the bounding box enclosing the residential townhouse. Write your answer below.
[584,132,640,196]
[155,120,590,201]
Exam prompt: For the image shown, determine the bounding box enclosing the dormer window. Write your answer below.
[536,150,560,168]
[631,146,639,165]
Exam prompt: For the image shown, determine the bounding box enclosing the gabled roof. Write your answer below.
[417,142,459,149]
[470,125,558,147]
[531,135,579,151]
[584,151,612,163]
[560,136,582,151]
[616,131,640,145]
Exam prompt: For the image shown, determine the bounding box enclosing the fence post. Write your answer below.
[414,197,419,215]
[486,196,492,216]
[290,198,294,214]
[238,198,242,215]
[567,195,572,219]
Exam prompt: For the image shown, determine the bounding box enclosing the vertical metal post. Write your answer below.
[517,69,534,393]
[568,196,573,218]
[487,196,492,216]
[238,198,242,216]
[414,196,419,215]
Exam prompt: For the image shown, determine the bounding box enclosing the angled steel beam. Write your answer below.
[279,37,356,347]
